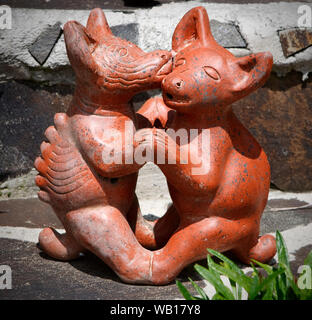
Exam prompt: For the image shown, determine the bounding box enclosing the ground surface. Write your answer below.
[0,0,311,300]
[0,164,311,300]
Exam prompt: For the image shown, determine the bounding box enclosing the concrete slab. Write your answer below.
[0,191,311,299]
[0,198,61,229]
[0,237,201,300]
[0,221,311,300]
[1,2,312,84]
[1,187,312,230]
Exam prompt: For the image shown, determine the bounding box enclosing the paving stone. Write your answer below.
[0,194,311,299]
[279,28,312,58]
[28,22,62,65]
[1,197,311,239]
[261,208,312,235]
[0,208,311,299]
[0,234,309,300]
[0,238,199,300]
[211,20,247,48]
[267,198,309,209]
[0,198,61,229]
[111,23,139,46]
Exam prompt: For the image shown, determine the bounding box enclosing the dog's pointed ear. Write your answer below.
[63,21,97,77]
[172,6,218,52]
[86,8,113,42]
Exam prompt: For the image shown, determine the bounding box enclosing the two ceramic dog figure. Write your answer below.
[35,7,276,285]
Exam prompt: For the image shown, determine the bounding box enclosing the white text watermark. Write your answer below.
[297,265,312,290]
[0,5,12,30]
[0,265,12,289]
[100,123,211,175]
[298,5,312,28]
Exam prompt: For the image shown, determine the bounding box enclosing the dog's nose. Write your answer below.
[172,78,183,89]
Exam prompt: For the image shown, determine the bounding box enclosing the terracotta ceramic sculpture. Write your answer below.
[136,7,277,283]
[34,8,172,263]
[35,7,276,285]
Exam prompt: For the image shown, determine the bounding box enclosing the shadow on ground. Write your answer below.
[0,238,205,300]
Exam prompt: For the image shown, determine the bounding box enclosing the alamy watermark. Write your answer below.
[298,4,312,28]
[297,265,312,290]
[101,121,211,175]
[0,265,12,289]
[0,5,12,30]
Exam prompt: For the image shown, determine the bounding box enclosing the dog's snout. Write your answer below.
[173,78,183,89]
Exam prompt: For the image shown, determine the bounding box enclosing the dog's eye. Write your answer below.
[203,66,220,81]
[175,58,186,68]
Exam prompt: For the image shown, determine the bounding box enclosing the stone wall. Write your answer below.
[0,2,312,196]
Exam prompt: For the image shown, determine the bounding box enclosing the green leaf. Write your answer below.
[229,277,239,299]
[304,250,312,267]
[207,255,222,280]
[279,262,300,297]
[276,273,287,300]
[300,289,312,300]
[188,277,209,300]
[212,293,226,300]
[250,262,260,279]
[206,256,253,292]
[276,230,290,270]
[208,255,240,299]
[178,235,312,301]
[194,264,235,300]
[262,282,274,300]
[250,259,273,275]
[176,280,197,300]
[208,249,245,277]
[248,275,262,300]
[223,270,241,300]
[248,269,284,300]
[279,262,295,282]
[285,286,300,300]
[237,282,243,300]
[208,249,253,293]
[251,259,279,298]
